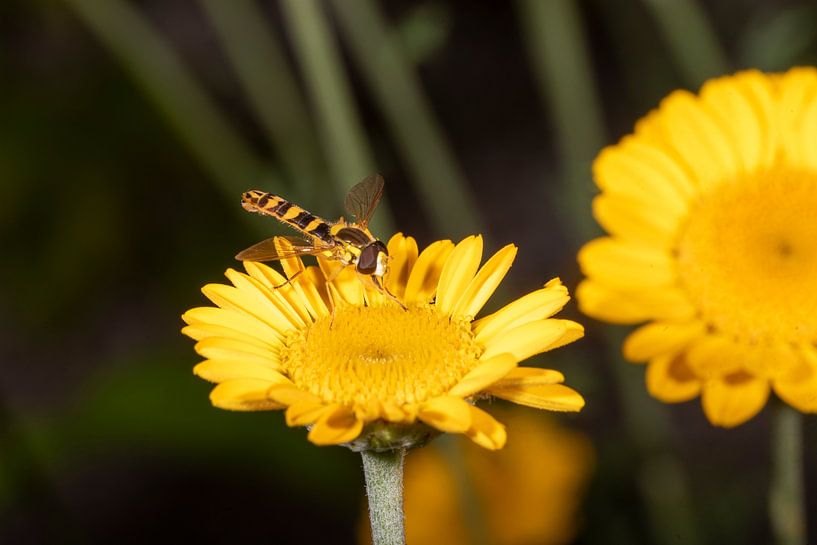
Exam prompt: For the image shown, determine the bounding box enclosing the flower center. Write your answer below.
[280,305,482,406]
[676,168,817,344]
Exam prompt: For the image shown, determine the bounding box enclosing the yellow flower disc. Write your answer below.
[578,67,817,427]
[677,169,817,344]
[282,305,481,406]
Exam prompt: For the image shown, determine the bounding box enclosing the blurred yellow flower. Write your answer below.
[183,233,585,448]
[359,409,593,545]
[578,67,817,427]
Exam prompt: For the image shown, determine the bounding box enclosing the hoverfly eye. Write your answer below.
[357,244,380,274]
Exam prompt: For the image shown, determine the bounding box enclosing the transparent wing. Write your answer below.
[235,236,333,262]
[344,174,384,227]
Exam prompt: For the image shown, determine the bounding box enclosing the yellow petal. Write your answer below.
[417,396,473,433]
[451,244,517,320]
[182,306,283,343]
[243,261,313,324]
[435,236,483,316]
[385,233,419,299]
[778,68,817,168]
[328,265,365,306]
[685,335,744,379]
[193,360,286,383]
[201,283,292,333]
[653,90,740,190]
[593,138,694,212]
[741,343,801,379]
[490,367,565,388]
[291,267,330,320]
[699,71,770,173]
[194,337,280,367]
[645,354,701,403]
[403,239,454,305]
[577,280,696,324]
[182,323,280,350]
[701,373,769,427]
[307,405,364,445]
[266,383,323,407]
[623,320,705,362]
[480,319,583,362]
[473,281,569,344]
[773,346,817,413]
[447,354,517,398]
[286,400,332,426]
[225,268,306,328]
[578,238,676,290]
[464,405,506,450]
[592,194,678,247]
[209,379,284,411]
[489,383,584,412]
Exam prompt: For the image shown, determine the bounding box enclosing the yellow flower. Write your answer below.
[183,233,585,449]
[359,409,593,545]
[578,67,817,427]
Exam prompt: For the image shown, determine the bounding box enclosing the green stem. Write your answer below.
[329,0,485,238]
[200,0,327,203]
[641,0,729,86]
[361,449,406,545]
[63,0,279,207]
[280,0,395,234]
[770,405,806,545]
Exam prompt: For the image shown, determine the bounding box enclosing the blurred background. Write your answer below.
[2,0,817,543]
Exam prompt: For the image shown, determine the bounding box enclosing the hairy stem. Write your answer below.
[361,449,406,545]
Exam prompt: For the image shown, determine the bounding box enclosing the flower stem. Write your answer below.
[770,405,806,545]
[361,449,406,545]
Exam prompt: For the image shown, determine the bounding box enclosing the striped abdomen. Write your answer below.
[241,190,334,244]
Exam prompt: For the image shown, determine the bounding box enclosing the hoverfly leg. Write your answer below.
[272,269,303,289]
[373,276,407,311]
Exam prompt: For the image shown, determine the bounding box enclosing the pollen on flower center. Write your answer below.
[676,168,817,343]
[279,305,483,406]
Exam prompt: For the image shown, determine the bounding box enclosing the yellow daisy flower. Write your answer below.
[183,233,585,449]
[578,67,817,427]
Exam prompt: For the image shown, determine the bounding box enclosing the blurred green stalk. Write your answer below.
[641,0,730,85]
[770,405,806,545]
[516,0,604,245]
[279,0,393,234]
[64,0,279,208]
[200,0,326,205]
[329,0,485,238]
[516,1,701,544]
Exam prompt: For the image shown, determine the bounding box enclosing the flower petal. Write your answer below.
[623,320,705,362]
[418,396,473,433]
[435,236,483,316]
[286,400,332,426]
[385,233,419,300]
[201,282,292,333]
[448,354,517,398]
[267,383,323,407]
[194,337,280,367]
[701,373,769,427]
[489,383,584,412]
[773,346,817,412]
[209,379,285,411]
[307,405,364,445]
[490,367,565,388]
[685,335,744,379]
[451,244,517,320]
[592,194,678,247]
[577,280,697,324]
[473,280,570,344]
[646,354,701,403]
[194,360,286,383]
[182,306,283,344]
[242,261,312,325]
[225,268,306,328]
[464,405,506,450]
[480,319,584,362]
[403,240,454,305]
[578,238,676,290]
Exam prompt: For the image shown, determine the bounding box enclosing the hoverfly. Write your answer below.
[236,175,402,306]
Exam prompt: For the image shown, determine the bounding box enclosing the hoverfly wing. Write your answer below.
[235,236,332,262]
[344,174,384,228]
